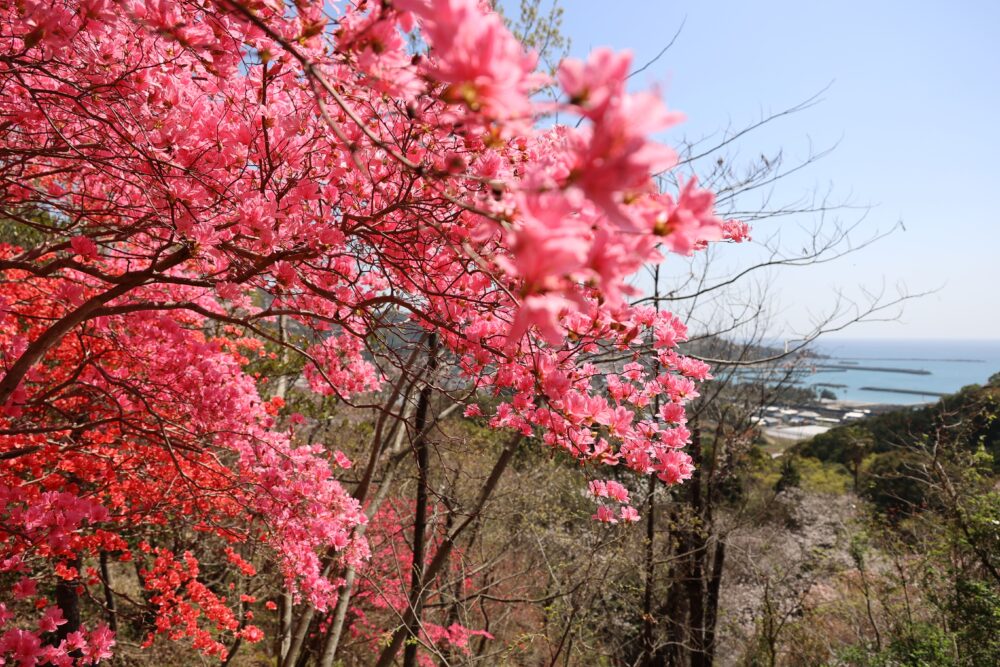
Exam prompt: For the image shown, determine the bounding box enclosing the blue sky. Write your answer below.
[546,0,999,340]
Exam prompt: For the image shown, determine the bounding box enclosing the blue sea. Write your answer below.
[804,338,1000,405]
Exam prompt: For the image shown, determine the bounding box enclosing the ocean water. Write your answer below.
[803,338,1000,405]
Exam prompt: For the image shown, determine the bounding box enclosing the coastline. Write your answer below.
[806,338,1000,405]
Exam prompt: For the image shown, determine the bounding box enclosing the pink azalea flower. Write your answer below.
[1,628,42,666]
[12,578,36,600]
[63,630,87,653]
[652,177,725,254]
[588,480,608,498]
[69,235,98,259]
[505,293,574,346]
[557,48,630,117]
[85,624,115,662]
[332,450,353,469]
[397,0,543,124]
[619,505,641,522]
[38,606,67,633]
[592,505,618,524]
[722,219,752,243]
[605,480,630,503]
[659,402,687,425]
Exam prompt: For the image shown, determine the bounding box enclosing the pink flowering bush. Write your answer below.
[0,0,749,662]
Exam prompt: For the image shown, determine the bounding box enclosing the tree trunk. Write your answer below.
[641,475,657,662]
[403,334,437,667]
[703,539,726,666]
[273,315,295,666]
[653,506,684,667]
[53,557,82,662]
[685,426,708,667]
[99,551,117,634]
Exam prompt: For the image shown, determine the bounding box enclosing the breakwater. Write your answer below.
[814,364,931,376]
[860,386,947,397]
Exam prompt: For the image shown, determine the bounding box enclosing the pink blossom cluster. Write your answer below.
[0,486,108,556]
[0,0,749,660]
[589,479,639,524]
[0,622,114,667]
[0,575,115,666]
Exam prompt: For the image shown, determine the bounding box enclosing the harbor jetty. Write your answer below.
[813,363,931,375]
[860,386,947,397]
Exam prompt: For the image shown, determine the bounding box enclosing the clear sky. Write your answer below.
[547,0,999,340]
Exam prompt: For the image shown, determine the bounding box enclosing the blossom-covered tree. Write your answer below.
[0,0,745,664]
